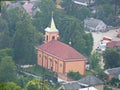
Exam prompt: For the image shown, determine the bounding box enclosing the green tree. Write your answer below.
[67,71,82,80]
[26,79,49,90]
[89,52,101,70]
[61,0,75,15]
[0,30,12,49]
[14,18,42,64]
[0,17,12,49]
[0,56,17,82]
[6,82,21,90]
[76,6,91,21]
[33,0,55,33]
[58,15,93,56]
[7,7,28,36]
[0,83,7,90]
[0,48,13,62]
[103,48,120,69]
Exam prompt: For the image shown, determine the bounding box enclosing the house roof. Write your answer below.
[114,70,120,79]
[104,67,120,75]
[84,18,104,28]
[23,2,34,14]
[61,81,82,90]
[78,75,104,86]
[37,40,86,61]
[106,41,120,48]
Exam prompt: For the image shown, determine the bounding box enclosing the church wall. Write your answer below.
[37,50,64,74]
[65,60,86,75]
[45,32,59,42]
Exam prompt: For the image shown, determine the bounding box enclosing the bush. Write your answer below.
[67,71,82,80]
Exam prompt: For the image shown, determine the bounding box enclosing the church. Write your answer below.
[36,15,87,80]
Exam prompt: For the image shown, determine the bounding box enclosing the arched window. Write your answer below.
[52,36,55,40]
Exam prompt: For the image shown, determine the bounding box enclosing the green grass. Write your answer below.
[85,71,93,75]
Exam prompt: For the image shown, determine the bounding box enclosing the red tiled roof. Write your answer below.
[37,40,86,61]
[23,2,33,14]
[106,41,120,48]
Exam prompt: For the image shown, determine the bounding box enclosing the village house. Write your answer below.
[84,18,106,32]
[106,41,120,49]
[58,75,103,90]
[22,1,40,16]
[96,36,112,52]
[104,67,120,80]
[36,15,86,81]
[78,75,104,90]
[117,28,120,37]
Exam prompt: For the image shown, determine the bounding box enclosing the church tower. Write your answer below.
[44,13,59,43]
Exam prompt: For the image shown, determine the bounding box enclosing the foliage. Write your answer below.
[103,48,120,69]
[6,82,22,90]
[56,15,93,56]
[0,56,17,83]
[94,0,120,26]
[13,18,42,64]
[0,83,7,90]
[96,69,108,82]
[67,71,82,80]
[0,48,13,61]
[61,0,91,21]
[88,52,101,70]
[26,79,49,90]
[0,17,12,49]
[104,86,112,90]
[6,7,29,37]
[108,78,120,88]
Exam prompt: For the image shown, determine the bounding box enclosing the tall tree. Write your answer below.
[0,17,12,49]
[0,48,13,62]
[103,48,120,69]
[14,18,42,64]
[88,52,101,70]
[7,7,28,36]
[6,82,21,90]
[0,56,17,82]
[26,79,49,90]
[33,0,55,33]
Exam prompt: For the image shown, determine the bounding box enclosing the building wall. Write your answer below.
[65,60,86,75]
[37,50,64,73]
[37,50,86,76]
[45,32,59,43]
[95,85,104,90]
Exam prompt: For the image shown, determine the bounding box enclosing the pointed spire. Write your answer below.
[50,12,57,30]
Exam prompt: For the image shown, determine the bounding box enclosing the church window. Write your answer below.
[52,36,55,40]
[46,35,48,41]
[60,64,62,67]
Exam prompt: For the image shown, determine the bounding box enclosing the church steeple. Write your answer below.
[44,13,59,43]
[50,12,57,30]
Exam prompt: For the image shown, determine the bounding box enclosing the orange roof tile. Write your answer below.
[106,41,120,48]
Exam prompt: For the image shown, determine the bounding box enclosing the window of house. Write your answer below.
[46,35,48,41]
[60,64,62,67]
[39,54,41,58]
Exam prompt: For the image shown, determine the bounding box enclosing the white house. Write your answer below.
[84,18,106,32]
